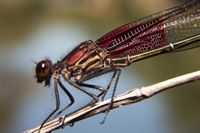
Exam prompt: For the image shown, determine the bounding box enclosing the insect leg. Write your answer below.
[101,70,118,100]
[79,83,106,97]
[53,80,75,118]
[38,80,60,133]
[70,81,99,102]
[101,69,121,124]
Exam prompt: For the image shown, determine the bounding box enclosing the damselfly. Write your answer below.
[35,0,200,131]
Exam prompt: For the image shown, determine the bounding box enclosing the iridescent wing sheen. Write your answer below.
[95,0,200,58]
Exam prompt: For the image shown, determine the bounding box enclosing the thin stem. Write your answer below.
[25,70,200,133]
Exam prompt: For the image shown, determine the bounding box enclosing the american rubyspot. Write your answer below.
[35,0,200,131]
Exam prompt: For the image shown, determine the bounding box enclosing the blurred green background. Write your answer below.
[0,0,200,133]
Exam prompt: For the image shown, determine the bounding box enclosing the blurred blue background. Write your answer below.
[0,0,200,133]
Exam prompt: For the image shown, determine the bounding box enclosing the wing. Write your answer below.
[95,0,199,58]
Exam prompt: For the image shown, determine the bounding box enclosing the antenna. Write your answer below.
[30,60,38,65]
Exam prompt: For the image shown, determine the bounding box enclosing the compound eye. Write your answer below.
[35,60,52,84]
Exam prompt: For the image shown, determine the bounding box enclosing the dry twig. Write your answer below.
[25,70,200,133]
